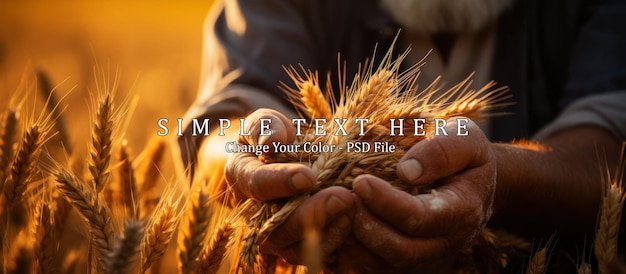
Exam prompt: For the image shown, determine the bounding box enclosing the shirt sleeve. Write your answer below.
[533,91,626,141]
[533,0,626,141]
[174,0,318,175]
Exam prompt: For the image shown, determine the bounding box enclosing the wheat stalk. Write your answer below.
[104,219,144,274]
[54,168,116,272]
[594,183,625,274]
[526,247,547,274]
[2,125,44,208]
[235,48,508,270]
[284,67,332,120]
[198,220,234,274]
[0,109,18,182]
[34,202,56,274]
[577,262,592,274]
[89,94,114,194]
[177,182,213,274]
[594,145,625,274]
[142,205,177,272]
[136,138,166,218]
[114,141,139,219]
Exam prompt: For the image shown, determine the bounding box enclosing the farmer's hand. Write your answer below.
[224,108,354,264]
[348,118,496,271]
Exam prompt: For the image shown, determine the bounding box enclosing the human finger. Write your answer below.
[353,174,485,237]
[225,153,315,201]
[352,196,461,268]
[259,187,353,264]
[397,118,490,185]
[239,108,297,150]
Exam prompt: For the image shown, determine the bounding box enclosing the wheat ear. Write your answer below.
[3,124,45,207]
[0,109,18,182]
[54,168,116,272]
[136,138,166,217]
[526,247,547,274]
[284,67,332,120]
[34,202,56,274]
[198,221,234,274]
[89,94,113,194]
[104,219,144,274]
[178,184,213,274]
[142,205,177,272]
[594,183,625,274]
[115,141,139,219]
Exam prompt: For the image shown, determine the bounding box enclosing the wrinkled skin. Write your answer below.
[224,108,495,270]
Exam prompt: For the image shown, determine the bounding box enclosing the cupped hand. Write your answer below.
[224,108,355,264]
[348,118,496,270]
[225,108,314,202]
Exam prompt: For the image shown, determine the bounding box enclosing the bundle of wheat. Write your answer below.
[1,57,624,274]
[220,48,519,272]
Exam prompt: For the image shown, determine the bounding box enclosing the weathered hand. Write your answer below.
[223,108,354,264]
[225,108,313,202]
[349,118,496,270]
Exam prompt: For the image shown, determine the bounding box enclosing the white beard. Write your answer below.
[380,0,512,35]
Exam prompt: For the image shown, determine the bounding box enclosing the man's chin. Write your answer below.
[380,0,512,35]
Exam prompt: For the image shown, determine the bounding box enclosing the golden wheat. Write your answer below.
[34,202,56,274]
[136,138,166,218]
[1,49,625,274]
[114,141,139,219]
[284,67,332,120]
[104,219,144,274]
[3,124,45,207]
[0,109,18,182]
[177,182,213,274]
[198,220,234,274]
[89,94,114,194]
[594,167,625,274]
[236,48,509,271]
[142,205,177,272]
[526,247,547,274]
[54,168,117,272]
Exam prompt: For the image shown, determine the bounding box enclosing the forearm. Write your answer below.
[491,126,621,239]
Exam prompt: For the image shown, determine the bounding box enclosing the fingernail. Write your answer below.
[291,172,314,191]
[258,134,271,145]
[326,196,349,216]
[399,158,423,182]
[353,180,372,201]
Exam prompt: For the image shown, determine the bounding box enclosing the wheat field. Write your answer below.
[1,2,625,274]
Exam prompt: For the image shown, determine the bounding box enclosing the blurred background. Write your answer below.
[0,0,214,178]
